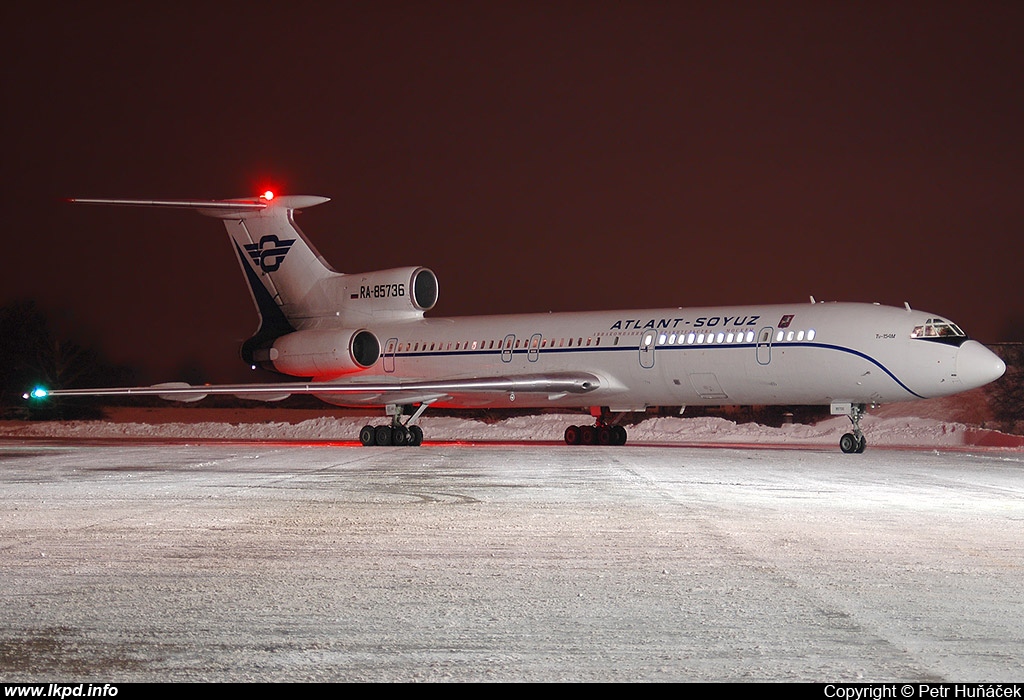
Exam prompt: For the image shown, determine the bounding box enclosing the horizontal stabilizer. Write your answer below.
[72,198,265,211]
[70,195,330,218]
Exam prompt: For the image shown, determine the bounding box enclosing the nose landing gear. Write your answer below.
[838,403,868,454]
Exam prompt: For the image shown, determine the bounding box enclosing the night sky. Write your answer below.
[5,2,1023,383]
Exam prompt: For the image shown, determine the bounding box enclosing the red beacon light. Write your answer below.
[261,190,275,201]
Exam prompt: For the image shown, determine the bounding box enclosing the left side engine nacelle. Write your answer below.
[254,329,380,378]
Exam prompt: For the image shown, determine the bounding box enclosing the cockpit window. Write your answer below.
[911,318,968,346]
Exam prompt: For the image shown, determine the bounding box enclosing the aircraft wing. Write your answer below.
[27,372,602,407]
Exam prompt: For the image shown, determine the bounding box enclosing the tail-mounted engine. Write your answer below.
[331,266,438,322]
[244,267,437,375]
[251,328,381,378]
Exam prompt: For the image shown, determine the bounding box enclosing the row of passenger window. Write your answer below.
[396,336,601,353]
[775,329,816,342]
[656,330,756,346]
[401,328,820,354]
[654,329,817,346]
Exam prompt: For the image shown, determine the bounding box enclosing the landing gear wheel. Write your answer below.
[840,432,860,454]
[611,425,628,446]
[597,427,612,445]
[856,435,867,453]
[408,425,423,446]
[374,425,393,446]
[359,425,376,447]
[391,425,409,446]
[579,425,596,445]
[564,425,581,445]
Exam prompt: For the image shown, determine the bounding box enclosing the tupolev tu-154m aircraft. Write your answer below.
[26,192,1006,452]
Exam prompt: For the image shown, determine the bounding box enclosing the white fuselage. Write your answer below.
[312,301,997,410]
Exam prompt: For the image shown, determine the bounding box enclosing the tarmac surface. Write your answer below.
[1,440,1022,682]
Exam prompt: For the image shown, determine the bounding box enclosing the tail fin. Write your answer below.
[72,193,337,364]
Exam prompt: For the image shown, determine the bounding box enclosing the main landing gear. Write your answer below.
[563,424,628,446]
[839,403,868,454]
[564,409,629,446]
[359,403,428,447]
[359,422,423,447]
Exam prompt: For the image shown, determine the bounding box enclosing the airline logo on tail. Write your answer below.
[244,235,295,273]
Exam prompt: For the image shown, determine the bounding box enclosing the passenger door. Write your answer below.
[756,327,773,365]
[639,329,657,369]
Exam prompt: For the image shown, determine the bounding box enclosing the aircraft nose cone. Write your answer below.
[956,340,1006,390]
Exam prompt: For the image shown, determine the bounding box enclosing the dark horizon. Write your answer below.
[5,3,1023,383]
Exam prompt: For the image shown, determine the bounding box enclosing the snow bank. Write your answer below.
[2,411,1020,448]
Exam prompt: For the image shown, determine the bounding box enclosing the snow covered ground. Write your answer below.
[2,395,1022,681]
[1,439,1022,682]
